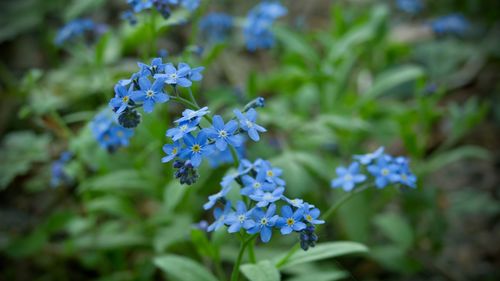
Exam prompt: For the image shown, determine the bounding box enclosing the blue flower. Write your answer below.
[250,187,284,208]
[301,205,325,225]
[395,165,417,188]
[161,141,182,163]
[166,120,198,141]
[234,108,266,141]
[277,205,306,235]
[203,186,231,210]
[208,142,245,168]
[354,146,385,165]
[138,57,167,76]
[128,0,153,13]
[179,62,204,82]
[207,202,232,232]
[175,106,210,124]
[204,115,242,151]
[224,201,256,233]
[331,162,367,191]
[247,204,279,243]
[243,2,287,51]
[122,10,137,25]
[259,160,286,186]
[90,109,134,151]
[154,63,192,87]
[367,156,400,188]
[199,12,234,43]
[54,19,98,46]
[283,197,306,208]
[179,132,213,167]
[181,0,200,11]
[130,77,169,113]
[396,0,423,14]
[109,84,133,114]
[240,170,275,196]
[430,14,470,36]
[51,152,73,187]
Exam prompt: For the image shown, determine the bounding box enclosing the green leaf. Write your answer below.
[288,271,347,281]
[78,170,150,193]
[154,255,218,281]
[276,242,368,269]
[373,213,413,250]
[0,131,50,189]
[241,260,280,281]
[420,146,490,175]
[358,65,425,105]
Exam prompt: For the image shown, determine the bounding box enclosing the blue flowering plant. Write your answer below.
[331,147,417,192]
[123,0,201,24]
[203,158,326,280]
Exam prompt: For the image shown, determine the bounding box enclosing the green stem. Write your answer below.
[322,184,370,221]
[247,238,256,264]
[230,235,256,281]
[229,145,240,167]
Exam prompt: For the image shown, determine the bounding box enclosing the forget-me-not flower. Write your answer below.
[354,147,385,165]
[301,204,325,225]
[204,115,242,151]
[240,170,275,196]
[179,132,213,167]
[131,77,169,113]
[175,106,210,124]
[367,156,400,188]
[161,141,182,163]
[207,202,232,232]
[247,204,279,243]
[331,162,367,191]
[155,63,192,87]
[224,201,255,233]
[277,205,306,235]
[109,84,133,114]
[166,120,198,141]
[234,108,266,141]
[250,187,284,208]
[203,186,231,210]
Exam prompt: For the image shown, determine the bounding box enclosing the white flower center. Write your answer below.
[343,174,353,181]
[238,215,246,223]
[381,169,389,176]
[245,120,253,128]
[219,130,228,138]
[146,90,154,97]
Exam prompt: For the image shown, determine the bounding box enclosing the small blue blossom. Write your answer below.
[128,0,153,13]
[260,160,286,186]
[276,205,306,235]
[199,12,234,43]
[203,186,231,210]
[396,165,417,188]
[354,146,385,165]
[179,62,204,82]
[130,77,169,113]
[224,201,256,233]
[207,202,232,232]
[90,109,134,152]
[430,14,470,36]
[367,156,400,188]
[240,170,275,196]
[179,132,213,167]
[166,120,198,141]
[331,162,367,191]
[250,187,284,208]
[243,2,287,51]
[396,0,423,14]
[154,63,192,87]
[161,141,182,163]
[234,108,266,141]
[181,0,200,11]
[51,152,73,187]
[204,115,242,151]
[282,197,306,208]
[175,106,210,124]
[138,57,167,76]
[54,19,103,46]
[247,204,279,243]
[301,205,325,225]
[122,10,137,25]
[109,84,133,114]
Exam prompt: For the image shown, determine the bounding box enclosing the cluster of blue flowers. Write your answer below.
[162,102,266,184]
[54,19,106,46]
[396,0,423,15]
[430,14,470,36]
[123,0,200,24]
[243,1,287,51]
[199,12,234,44]
[51,151,73,187]
[204,158,324,250]
[331,147,417,191]
[109,57,203,128]
[90,109,134,152]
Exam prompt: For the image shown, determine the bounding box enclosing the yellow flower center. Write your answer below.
[122,96,129,102]
[117,131,124,137]
[253,182,261,189]
[344,174,352,181]
[266,170,274,177]
[382,169,389,176]
[192,144,201,153]
[306,215,313,222]
[172,148,178,154]
[286,218,295,226]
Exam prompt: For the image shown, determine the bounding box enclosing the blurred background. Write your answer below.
[0,0,499,280]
